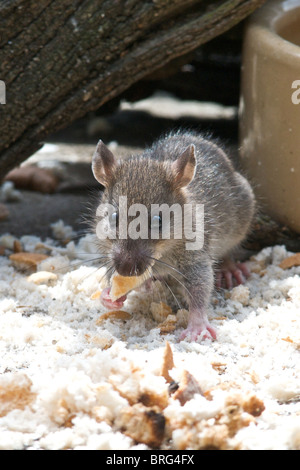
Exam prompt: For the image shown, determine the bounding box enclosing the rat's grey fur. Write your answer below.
[92,131,255,340]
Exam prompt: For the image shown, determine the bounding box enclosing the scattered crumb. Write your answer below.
[172,370,203,405]
[160,341,175,383]
[90,290,102,300]
[0,181,22,202]
[0,374,36,418]
[9,252,49,273]
[150,302,173,323]
[0,234,299,450]
[4,165,59,193]
[96,310,132,324]
[116,403,165,448]
[27,271,58,285]
[279,253,300,270]
[230,285,250,305]
[158,314,177,335]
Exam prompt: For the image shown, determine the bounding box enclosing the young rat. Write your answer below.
[91,131,255,341]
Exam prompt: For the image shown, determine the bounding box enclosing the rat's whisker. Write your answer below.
[72,259,112,285]
[152,265,182,311]
[45,255,111,276]
[146,255,190,283]
[148,257,197,305]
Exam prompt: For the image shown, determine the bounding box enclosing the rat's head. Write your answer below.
[92,140,196,277]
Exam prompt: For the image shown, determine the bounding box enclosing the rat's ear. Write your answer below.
[171,144,196,188]
[92,140,117,186]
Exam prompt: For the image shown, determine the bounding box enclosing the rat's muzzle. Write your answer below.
[112,241,152,277]
[113,254,149,277]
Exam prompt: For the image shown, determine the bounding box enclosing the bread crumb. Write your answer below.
[217,394,256,438]
[158,314,177,335]
[96,310,131,324]
[230,285,250,305]
[172,370,203,405]
[160,341,175,384]
[175,309,189,327]
[9,252,49,273]
[27,271,58,285]
[116,403,165,447]
[88,335,114,349]
[242,393,265,417]
[280,253,300,269]
[150,302,173,323]
[0,373,36,418]
[5,165,58,194]
[111,273,145,301]
[90,290,102,300]
[211,362,227,374]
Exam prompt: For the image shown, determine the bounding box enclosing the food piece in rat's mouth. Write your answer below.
[110,273,146,301]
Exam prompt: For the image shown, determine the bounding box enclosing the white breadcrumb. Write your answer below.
[0,181,22,202]
[0,230,299,450]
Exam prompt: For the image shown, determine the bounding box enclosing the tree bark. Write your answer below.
[0,0,266,179]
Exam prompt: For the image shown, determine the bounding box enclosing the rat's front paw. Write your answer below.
[180,322,217,342]
[100,287,127,310]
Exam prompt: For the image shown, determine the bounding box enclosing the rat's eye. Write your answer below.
[150,214,162,229]
[109,211,118,227]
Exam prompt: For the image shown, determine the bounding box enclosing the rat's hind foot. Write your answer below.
[215,258,250,290]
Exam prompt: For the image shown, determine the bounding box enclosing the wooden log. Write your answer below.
[0,0,266,179]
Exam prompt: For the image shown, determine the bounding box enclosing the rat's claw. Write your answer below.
[180,323,217,342]
[100,287,127,310]
[216,259,250,289]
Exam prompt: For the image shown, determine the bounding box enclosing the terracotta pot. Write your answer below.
[239,0,300,232]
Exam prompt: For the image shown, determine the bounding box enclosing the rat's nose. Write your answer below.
[113,253,148,277]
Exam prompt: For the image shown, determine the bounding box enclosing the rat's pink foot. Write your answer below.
[215,259,250,290]
[100,287,127,310]
[180,321,217,342]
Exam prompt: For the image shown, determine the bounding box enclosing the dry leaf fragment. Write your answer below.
[116,403,165,448]
[96,310,131,324]
[160,341,175,384]
[279,253,300,270]
[172,370,203,405]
